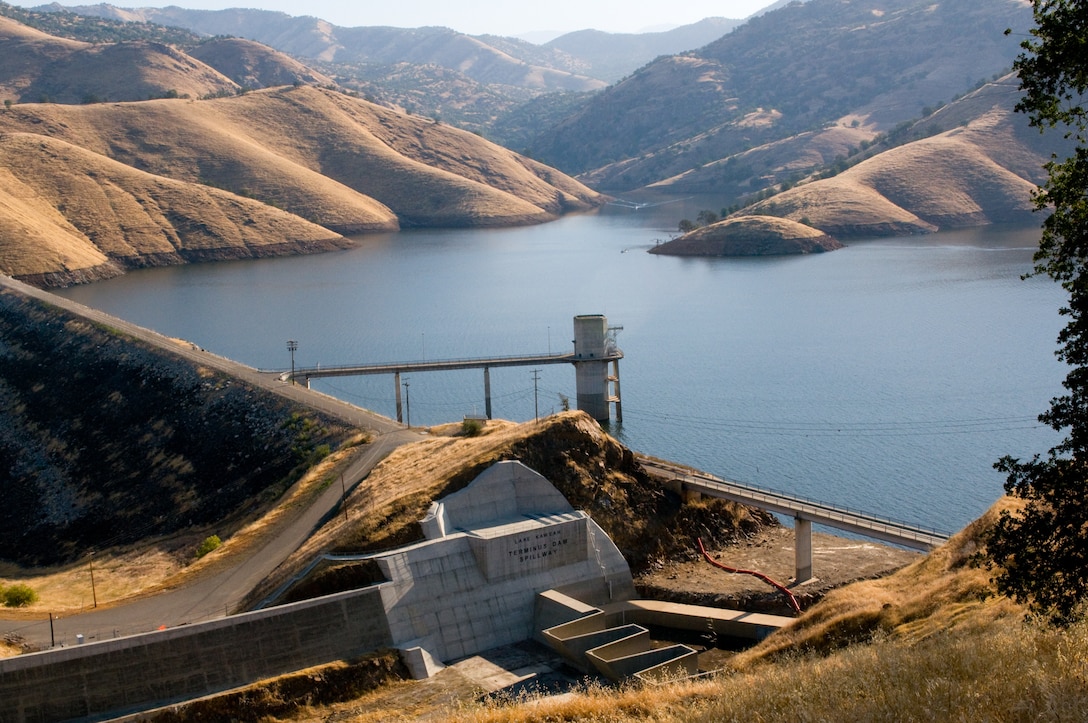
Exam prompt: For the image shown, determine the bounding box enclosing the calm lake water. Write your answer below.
[55,200,1067,534]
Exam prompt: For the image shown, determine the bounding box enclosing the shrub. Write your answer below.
[461,418,483,437]
[196,535,222,559]
[3,583,38,607]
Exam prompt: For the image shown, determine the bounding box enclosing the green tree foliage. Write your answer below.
[461,417,484,437]
[195,535,222,559]
[983,0,1088,625]
[2,583,39,607]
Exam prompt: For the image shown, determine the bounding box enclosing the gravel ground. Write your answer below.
[636,525,922,616]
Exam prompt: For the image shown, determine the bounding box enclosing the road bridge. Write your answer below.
[640,458,949,583]
[282,315,624,424]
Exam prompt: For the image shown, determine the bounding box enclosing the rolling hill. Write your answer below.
[0,12,602,288]
[187,36,335,89]
[652,73,1058,254]
[0,14,238,103]
[530,0,1034,196]
[40,5,608,92]
[735,102,1044,238]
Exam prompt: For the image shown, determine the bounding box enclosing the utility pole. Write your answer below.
[88,552,97,608]
[286,339,298,384]
[531,369,541,421]
[341,472,349,522]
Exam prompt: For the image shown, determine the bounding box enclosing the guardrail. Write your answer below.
[273,348,624,381]
[640,458,949,550]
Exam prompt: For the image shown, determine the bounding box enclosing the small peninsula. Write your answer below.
[649,215,843,257]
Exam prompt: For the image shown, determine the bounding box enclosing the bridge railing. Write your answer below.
[278,350,581,375]
[642,459,951,540]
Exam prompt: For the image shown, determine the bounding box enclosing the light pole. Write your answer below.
[286,340,298,384]
[531,369,541,421]
[88,552,97,608]
[403,379,411,427]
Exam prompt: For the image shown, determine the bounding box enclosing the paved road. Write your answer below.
[0,275,418,649]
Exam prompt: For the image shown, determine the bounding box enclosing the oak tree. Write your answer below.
[984,0,1088,625]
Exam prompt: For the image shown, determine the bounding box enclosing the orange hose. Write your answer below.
[697,537,801,615]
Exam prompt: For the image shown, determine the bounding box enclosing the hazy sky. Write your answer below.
[28,1,777,37]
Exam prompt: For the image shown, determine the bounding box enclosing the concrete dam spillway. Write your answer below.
[0,461,792,721]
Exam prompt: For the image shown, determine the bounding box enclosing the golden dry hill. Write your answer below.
[739,107,1041,239]
[0,84,602,286]
[0,15,238,103]
[0,131,350,286]
[187,37,334,89]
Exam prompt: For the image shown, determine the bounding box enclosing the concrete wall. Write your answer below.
[376,514,633,664]
[420,461,574,539]
[379,462,635,665]
[0,460,636,720]
[0,587,393,723]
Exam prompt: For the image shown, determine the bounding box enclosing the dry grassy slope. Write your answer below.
[0,15,83,98]
[0,86,601,228]
[0,86,601,284]
[243,413,772,608]
[210,87,601,224]
[733,497,1024,668]
[0,131,350,285]
[648,122,873,195]
[741,107,1039,238]
[0,159,111,280]
[187,37,334,89]
[0,97,401,235]
[0,16,237,103]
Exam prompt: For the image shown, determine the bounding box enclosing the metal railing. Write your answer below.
[640,458,950,549]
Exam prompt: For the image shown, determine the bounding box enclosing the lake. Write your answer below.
[55,199,1067,535]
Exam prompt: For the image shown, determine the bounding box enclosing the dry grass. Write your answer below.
[0,84,602,285]
[730,498,1022,666]
[0,433,370,617]
[654,215,842,256]
[744,107,1039,237]
[434,618,1088,723]
[0,16,237,104]
[0,130,349,280]
[242,418,548,603]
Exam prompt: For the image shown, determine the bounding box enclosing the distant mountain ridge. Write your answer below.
[531,0,1035,193]
[35,3,725,89]
[541,17,742,82]
[0,0,1067,269]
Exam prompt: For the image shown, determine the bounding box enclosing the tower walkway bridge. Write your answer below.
[639,458,950,584]
[279,314,625,424]
[283,350,577,379]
